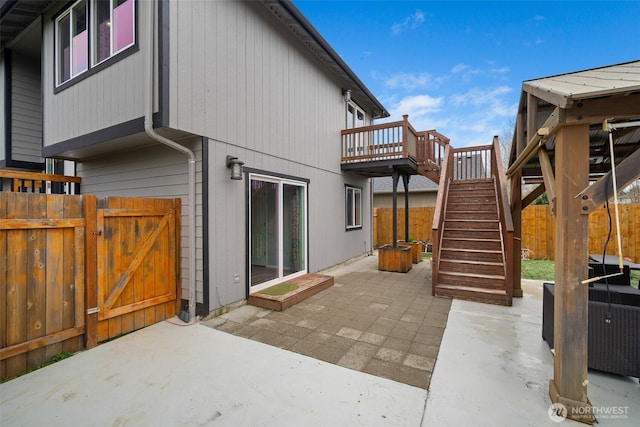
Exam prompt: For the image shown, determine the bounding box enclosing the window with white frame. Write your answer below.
[345,185,362,230]
[56,0,88,85]
[55,0,135,87]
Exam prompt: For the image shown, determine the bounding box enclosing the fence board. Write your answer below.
[45,196,64,360]
[6,193,28,378]
[26,195,46,368]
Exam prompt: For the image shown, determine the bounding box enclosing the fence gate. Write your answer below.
[92,197,180,343]
[1,194,181,380]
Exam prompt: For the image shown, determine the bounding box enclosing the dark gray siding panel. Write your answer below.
[0,57,5,163]
[11,54,42,163]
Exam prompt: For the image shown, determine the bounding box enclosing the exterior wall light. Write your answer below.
[226,155,244,180]
[343,89,351,103]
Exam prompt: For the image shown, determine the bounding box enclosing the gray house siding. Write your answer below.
[169,0,347,174]
[168,0,373,311]
[41,1,156,147]
[206,142,371,309]
[76,135,205,306]
[10,54,42,163]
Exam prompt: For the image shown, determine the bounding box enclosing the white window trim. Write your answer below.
[346,185,363,230]
[92,0,136,67]
[55,0,88,86]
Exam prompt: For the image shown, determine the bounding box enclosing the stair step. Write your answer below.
[446,211,499,220]
[443,230,501,240]
[439,258,504,275]
[438,270,505,281]
[434,285,511,306]
[435,284,507,295]
[441,259,503,267]
[443,220,500,230]
[437,271,506,289]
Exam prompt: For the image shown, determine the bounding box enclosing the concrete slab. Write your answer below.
[425,279,640,426]
[1,321,427,427]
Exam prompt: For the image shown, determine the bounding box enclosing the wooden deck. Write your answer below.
[340,115,448,180]
[248,273,334,311]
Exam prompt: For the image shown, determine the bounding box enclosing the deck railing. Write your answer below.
[341,115,449,171]
[0,169,81,194]
[451,145,492,180]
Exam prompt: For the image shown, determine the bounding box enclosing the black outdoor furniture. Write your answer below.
[542,282,640,378]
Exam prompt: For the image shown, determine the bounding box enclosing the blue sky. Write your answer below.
[293,1,640,147]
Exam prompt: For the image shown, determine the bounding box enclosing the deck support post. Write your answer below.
[402,174,410,242]
[391,169,399,248]
[549,123,594,424]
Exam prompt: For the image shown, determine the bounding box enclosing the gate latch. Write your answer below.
[87,307,100,315]
[91,230,103,236]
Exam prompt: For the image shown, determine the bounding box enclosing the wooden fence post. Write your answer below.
[84,195,98,349]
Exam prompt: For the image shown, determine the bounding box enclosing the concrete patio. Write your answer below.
[203,254,449,390]
[1,253,638,426]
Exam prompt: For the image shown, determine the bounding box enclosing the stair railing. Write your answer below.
[431,143,453,293]
[491,136,514,299]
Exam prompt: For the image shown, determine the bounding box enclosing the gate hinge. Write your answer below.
[87,307,100,315]
[91,230,103,236]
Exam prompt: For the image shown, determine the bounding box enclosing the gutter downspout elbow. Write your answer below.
[144,0,197,323]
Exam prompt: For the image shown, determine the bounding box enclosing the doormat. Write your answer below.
[260,282,299,296]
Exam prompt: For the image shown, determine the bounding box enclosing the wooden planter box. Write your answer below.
[378,244,412,273]
[398,242,422,264]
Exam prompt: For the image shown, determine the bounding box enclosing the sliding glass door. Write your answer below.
[250,175,307,292]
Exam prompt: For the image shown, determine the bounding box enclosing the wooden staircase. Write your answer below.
[431,139,514,306]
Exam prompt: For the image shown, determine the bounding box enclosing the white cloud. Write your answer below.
[384,72,443,90]
[391,10,425,35]
[449,86,512,109]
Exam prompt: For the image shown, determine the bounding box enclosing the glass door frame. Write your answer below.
[248,173,308,293]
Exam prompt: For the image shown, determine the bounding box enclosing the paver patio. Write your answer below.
[202,253,451,389]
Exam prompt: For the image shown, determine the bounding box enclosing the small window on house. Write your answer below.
[56,0,88,86]
[346,186,362,230]
[55,0,135,88]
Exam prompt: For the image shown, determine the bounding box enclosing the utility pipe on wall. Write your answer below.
[144,0,197,322]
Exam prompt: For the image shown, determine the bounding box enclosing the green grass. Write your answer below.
[521,259,640,289]
[260,282,299,296]
[521,259,556,281]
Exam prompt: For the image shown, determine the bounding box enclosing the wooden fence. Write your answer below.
[522,204,640,262]
[374,207,435,247]
[0,193,181,381]
[375,204,639,262]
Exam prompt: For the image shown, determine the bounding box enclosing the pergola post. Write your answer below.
[549,123,594,424]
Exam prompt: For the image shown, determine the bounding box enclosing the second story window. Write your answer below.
[55,0,136,88]
[93,0,135,65]
[56,0,88,85]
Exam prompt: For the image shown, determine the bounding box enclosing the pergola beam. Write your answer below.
[538,148,556,214]
[506,106,563,177]
[578,148,640,214]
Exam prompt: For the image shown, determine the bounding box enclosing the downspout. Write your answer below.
[144,0,197,322]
